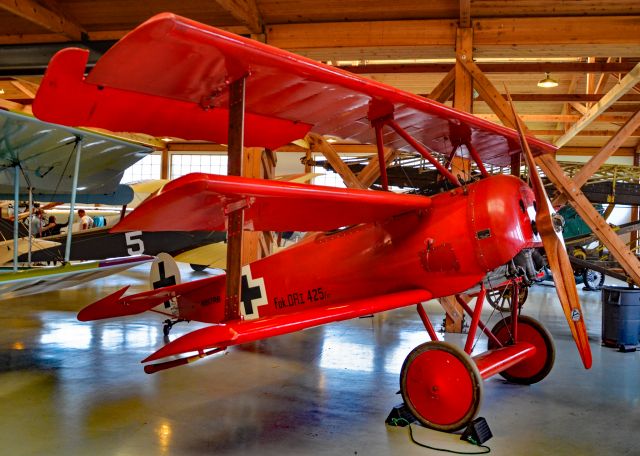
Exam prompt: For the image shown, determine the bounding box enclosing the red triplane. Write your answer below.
[33,13,592,432]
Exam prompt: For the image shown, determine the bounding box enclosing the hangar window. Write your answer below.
[120,153,162,183]
[312,153,358,188]
[170,154,228,179]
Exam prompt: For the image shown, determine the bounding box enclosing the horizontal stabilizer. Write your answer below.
[142,288,432,363]
[112,173,432,233]
[78,274,224,321]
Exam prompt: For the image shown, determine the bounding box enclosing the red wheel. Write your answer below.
[400,341,483,432]
[488,315,555,385]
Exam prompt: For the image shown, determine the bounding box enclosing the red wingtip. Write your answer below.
[78,286,131,321]
[142,325,237,363]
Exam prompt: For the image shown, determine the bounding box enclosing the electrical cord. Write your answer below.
[390,418,491,454]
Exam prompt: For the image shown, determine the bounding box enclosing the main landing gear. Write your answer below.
[163,318,187,336]
[400,286,555,432]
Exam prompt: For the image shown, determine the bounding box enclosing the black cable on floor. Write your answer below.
[391,418,491,454]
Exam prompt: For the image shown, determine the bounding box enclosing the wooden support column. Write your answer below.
[553,108,640,206]
[225,77,246,321]
[510,152,522,177]
[444,26,473,333]
[454,28,473,114]
[631,148,640,253]
[241,147,264,265]
[160,147,169,179]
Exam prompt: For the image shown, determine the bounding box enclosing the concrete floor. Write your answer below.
[1,264,639,456]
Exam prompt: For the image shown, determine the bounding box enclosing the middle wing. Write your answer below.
[112,173,432,232]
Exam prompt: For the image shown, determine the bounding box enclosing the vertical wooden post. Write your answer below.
[225,77,246,321]
[160,147,169,180]
[631,148,640,253]
[511,152,522,177]
[241,147,264,265]
[454,28,474,114]
[445,26,474,333]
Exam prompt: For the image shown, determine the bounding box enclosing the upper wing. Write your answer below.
[112,173,432,232]
[33,13,555,166]
[0,110,150,204]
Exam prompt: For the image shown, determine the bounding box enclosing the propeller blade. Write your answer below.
[505,86,592,369]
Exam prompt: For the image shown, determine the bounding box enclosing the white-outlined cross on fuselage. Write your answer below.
[240,265,267,320]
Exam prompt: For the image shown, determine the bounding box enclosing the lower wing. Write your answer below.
[143,289,432,363]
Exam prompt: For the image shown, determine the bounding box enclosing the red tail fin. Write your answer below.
[78,274,226,322]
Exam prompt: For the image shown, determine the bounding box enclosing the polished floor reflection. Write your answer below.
[1,265,638,456]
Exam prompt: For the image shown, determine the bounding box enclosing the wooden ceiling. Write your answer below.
[1,0,639,155]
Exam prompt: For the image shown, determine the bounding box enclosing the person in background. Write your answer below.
[78,209,94,230]
[40,215,68,237]
[30,208,45,236]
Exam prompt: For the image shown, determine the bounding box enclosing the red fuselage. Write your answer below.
[190,174,538,323]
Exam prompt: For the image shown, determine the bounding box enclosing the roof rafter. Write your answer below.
[214,0,264,34]
[0,0,86,41]
[555,62,640,147]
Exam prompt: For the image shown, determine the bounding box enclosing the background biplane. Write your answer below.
[33,13,592,432]
[0,110,226,272]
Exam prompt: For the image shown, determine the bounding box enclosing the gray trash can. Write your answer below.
[602,286,640,352]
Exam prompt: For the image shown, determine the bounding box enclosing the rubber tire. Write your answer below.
[582,269,605,291]
[488,315,555,385]
[190,263,207,272]
[400,341,483,432]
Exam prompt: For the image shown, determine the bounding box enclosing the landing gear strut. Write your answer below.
[163,318,186,336]
[399,288,555,432]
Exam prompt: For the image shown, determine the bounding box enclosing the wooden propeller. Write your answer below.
[506,88,592,369]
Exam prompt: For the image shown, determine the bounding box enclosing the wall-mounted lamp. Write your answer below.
[537,72,558,88]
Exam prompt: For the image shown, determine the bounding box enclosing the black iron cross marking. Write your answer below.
[153,261,176,308]
[241,273,262,316]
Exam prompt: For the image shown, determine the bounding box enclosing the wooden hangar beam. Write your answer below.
[214,0,264,35]
[553,108,640,206]
[454,57,640,286]
[341,62,640,75]
[266,16,640,59]
[555,63,640,147]
[0,0,86,41]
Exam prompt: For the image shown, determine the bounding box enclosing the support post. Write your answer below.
[225,76,246,321]
[160,147,170,180]
[64,138,83,264]
[27,187,33,266]
[374,123,389,191]
[416,303,438,341]
[631,149,640,253]
[464,286,486,354]
[12,166,19,272]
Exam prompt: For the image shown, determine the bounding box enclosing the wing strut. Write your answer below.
[225,75,246,321]
[64,137,82,263]
[374,123,389,191]
[385,119,461,187]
